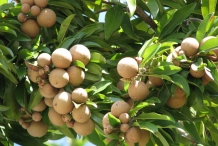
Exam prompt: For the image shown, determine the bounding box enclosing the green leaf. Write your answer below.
[28,86,43,110]
[171,74,190,97]
[0,26,17,36]
[129,101,155,116]
[15,79,27,108]
[152,65,182,75]
[105,5,123,40]
[155,132,170,146]
[0,2,14,10]
[57,14,75,42]
[49,1,75,11]
[85,72,101,82]
[135,121,158,133]
[91,80,112,94]
[0,105,10,112]
[72,60,86,70]
[0,45,14,57]
[90,52,106,64]
[126,0,136,17]
[138,37,158,57]
[108,113,121,127]
[146,0,159,18]
[86,62,102,76]
[199,36,218,52]
[136,112,175,122]
[17,49,33,61]
[57,126,76,139]
[201,0,217,18]
[87,129,106,146]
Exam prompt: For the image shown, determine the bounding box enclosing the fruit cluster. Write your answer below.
[18,0,56,37]
[19,44,95,137]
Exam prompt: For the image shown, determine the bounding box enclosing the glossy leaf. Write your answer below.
[87,129,106,146]
[126,0,136,17]
[0,26,17,36]
[201,0,217,18]
[90,52,106,64]
[0,105,10,112]
[91,80,112,94]
[152,65,182,75]
[108,113,121,127]
[171,74,190,97]
[0,45,14,57]
[146,0,159,18]
[199,36,218,52]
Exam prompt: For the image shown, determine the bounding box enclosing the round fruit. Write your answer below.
[181,37,199,57]
[44,98,53,107]
[21,19,40,38]
[53,91,74,114]
[125,127,141,143]
[120,124,130,133]
[73,119,95,136]
[62,114,71,122]
[148,76,163,86]
[67,66,85,86]
[71,88,88,104]
[30,5,41,16]
[39,83,58,98]
[119,113,130,124]
[66,121,74,128]
[138,129,150,146]
[48,107,65,126]
[102,112,110,127]
[49,68,69,88]
[72,104,91,123]
[27,121,48,137]
[21,0,34,5]
[37,8,56,28]
[145,80,154,89]
[173,86,186,98]
[117,57,138,79]
[32,99,46,111]
[126,98,134,109]
[27,68,39,83]
[21,3,30,13]
[32,112,42,122]
[37,53,51,67]
[34,0,48,7]
[202,68,213,85]
[104,124,113,134]
[128,81,149,101]
[111,100,130,118]
[22,122,30,129]
[167,95,187,109]
[51,48,72,68]
[17,13,26,22]
[69,44,91,65]
[19,118,24,125]
[190,63,205,78]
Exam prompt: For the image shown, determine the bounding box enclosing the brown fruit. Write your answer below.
[67,66,85,86]
[72,104,91,123]
[37,53,51,67]
[120,123,130,133]
[21,19,40,38]
[27,121,48,137]
[202,68,214,85]
[21,3,30,13]
[49,68,69,88]
[32,112,42,122]
[37,8,56,28]
[48,107,65,126]
[62,114,72,122]
[148,76,163,86]
[145,80,154,89]
[126,98,134,109]
[19,118,24,125]
[32,99,46,112]
[173,86,186,98]
[66,121,74,128]
[34,0,48,7]
[69,44,91,65]
[30,5,41,16]
[111,100,130,118]
[181,37,199,57]
[22,122,30,129]
[53,91,74,114]
[125,127,141,143]
[104,124,113,134]
[44,98,53,107]
[73,119,95,136]
[128,81,149,101]
[27,68,40,83]
[71,88,88,104]
[138,129,150,146]
[51,48,72,68]
[102,112,110,127]
[17,13,26,22]
[117,57,138,79]
[119,113,130,124]
[167,95,187,109]
[39,83,58,98]
[21,0,34,5]
[190,63,205,78]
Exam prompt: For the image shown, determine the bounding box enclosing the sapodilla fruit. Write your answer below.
[138,129,150,146]
[21,0,34,5]
[73,119,95,136]
[32,99,46,112]
[111,100,130,118]
[27,121,48,137]
[69,44,91,65]
[190,63,205,78]
[181,37,199,57]
[67,66,85,86]
[22,122,30,129]
[37,8,56,28]
[119,113,130,124]
[120,124,130,133]
[21,19,40,38]
[102,112,110,127]
[128,81,149,101]
[48,107,65,126]
[72,104,91,123]
[173,86,186,98]
[37,53,51,67]
[51,48,72,68]
[125,127,142,143]
[39,83,58,99]
[17,13,26,22]
[62,114,72,122]
[53,91,74,114]
[71,88,88,104]
[30,5,41,16]
[167,95,187,109]
[34,0,48,7]
[21,3,30,13]
[27,68,39,83]
[104,124,113,134]
[148,76,163,86]
[32,112,42,122]
[49,68,69,88]
[117,80,129,98]
[44,98,53,107]
[117,57,138,79]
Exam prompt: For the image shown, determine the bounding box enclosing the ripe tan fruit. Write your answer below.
[148,76,163,86]
[104,124,113,134]
[202,68,214,85]
[111,100,130,118]
[120,123,130,133]
[32,112,42,122]
[21,0,34,5]
[37,53,51,67]
[22,122,30,129]
[49,68,69,88]
[27,68,39,83]
[181,37,199,57]
[27,121,48,137]
[190,63,205,78]
[102,112,110,127]
[138,129,150,146]
[128,81,149,101]
[119,113,130,124]
[117,57,138,79]
[126,98,134,109]
[125,127,141,143]
[73,119,95,136]
[69,44,91,65]
[51,48,72,68]
[19,118,24,125]
[39,83,58,98]
[72,104,91,123]
[173,86,186,98]
[62,114,72,122]
[34,0,48,7]
[44,98,53,107]
[21,19,40,38]
[30,5,41,16]
[145,80,154,89]
[48,107,65,126]
[21,3,30,13]
[17,13,26,22]
[53,91,74,114]
[71,88,88,104]
[167,95,187,109]
[32,99,46,111]
[37,8,56,28]
[67,66,85,86]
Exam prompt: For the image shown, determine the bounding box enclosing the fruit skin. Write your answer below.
[21,3,30,13]
[27,121,48,137]
[48,107,65,126]
[73,119,95,136]
[21,0,34,5]
[17,13,26,22]
[32,112,42,122]
[37,53,51,67]
[69,44,91,65]
[138,129,150,146]
[119,113,130,124]
[44,98,53,107]
[34,0,48,7]
[51,48,72,68]
[72,104,91,123]
[102,112,110,127]
[37,8,56,28]
[120,123,130,133]
[181,37,199,57]
[128,81,149,101]
[125,127,142,143]
[117,57,138,79]
[67,66,85,87]
[71,88,88,104]
[49,68,69,88]
[111,100,130,118]
[39,83,58,98]
[30,5,41,16]
[21,19,40,38]
[32,99,46,112]
[53,91,74,114]
[190,63,205,78]
[173,86,186,98]
[148,76,163,86]
[167,95,187,109]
